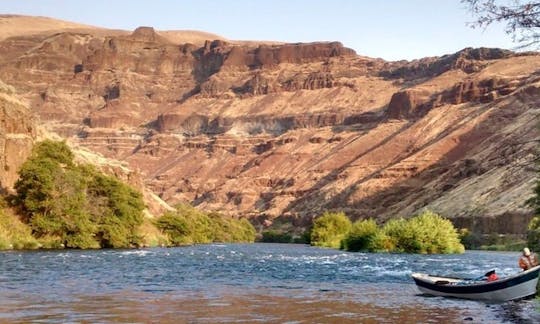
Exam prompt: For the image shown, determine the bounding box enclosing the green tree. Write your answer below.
[310,211,352,248]
[15,140,145,249]
[87,172,145,248]
[208,212,256,243]
[30,140,74,166]
[15,142,97,248]
[155,211,191,245]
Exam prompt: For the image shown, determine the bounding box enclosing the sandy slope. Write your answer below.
[0,14,225,45]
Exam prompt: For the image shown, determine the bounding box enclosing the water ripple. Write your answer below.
[0,244,538,322]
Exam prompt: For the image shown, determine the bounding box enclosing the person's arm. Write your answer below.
[519,257,527,270]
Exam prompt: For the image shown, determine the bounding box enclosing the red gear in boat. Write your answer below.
[487,273,498,282]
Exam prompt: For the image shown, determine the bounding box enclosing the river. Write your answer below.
[0,243,539,323]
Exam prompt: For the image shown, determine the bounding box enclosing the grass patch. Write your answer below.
[0,205,39,250]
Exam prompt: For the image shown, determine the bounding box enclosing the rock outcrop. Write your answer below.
[0,80,35,192]
[386,89,432,119]
[380,47,516,80]
[386,75,526,120]
[0,16,538,235]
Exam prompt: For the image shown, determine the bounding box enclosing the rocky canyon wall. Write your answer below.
[0,80,35,192]
[0,18,538,234]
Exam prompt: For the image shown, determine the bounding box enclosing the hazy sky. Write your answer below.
[1,0,517,61]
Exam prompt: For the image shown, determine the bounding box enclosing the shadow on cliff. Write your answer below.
[282,94,537,233]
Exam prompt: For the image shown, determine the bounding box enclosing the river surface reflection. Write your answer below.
[1,244,539,323]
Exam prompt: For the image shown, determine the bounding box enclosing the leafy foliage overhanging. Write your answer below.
[463,0,540,48]
[14,140,145,248]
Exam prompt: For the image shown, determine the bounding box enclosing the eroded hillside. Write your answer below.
[0,16,538,234]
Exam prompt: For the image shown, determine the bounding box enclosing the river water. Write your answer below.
[0,243,539,323]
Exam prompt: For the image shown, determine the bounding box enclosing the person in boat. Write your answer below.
[485,270,498,282]
[518,247,539,271]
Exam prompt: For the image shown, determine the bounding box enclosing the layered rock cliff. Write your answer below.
[0,16,538,234]
[0,80,35,192]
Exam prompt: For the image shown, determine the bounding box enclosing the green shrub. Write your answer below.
[342,219,379,251]
[310,211,352,249]
[367,230,394,252]
[210,215,255,243]
[179,204,213,244]
[14,140,145,249]
[311,211,468,254]
[36,235,65,249]
[0,202,39,250]
[411,211,464,253]
[87,172,145,248]
[155,212,192,245]
[155,204,256,245]
[383,211,464,254]
[382,218,413,252]
[237,218,257,242]
[30,140,74,166]
[139,218,170,247]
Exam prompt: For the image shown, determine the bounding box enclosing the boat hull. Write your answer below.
[412,266,540,302]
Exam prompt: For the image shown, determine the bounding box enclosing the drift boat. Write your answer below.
[411,265,540,302]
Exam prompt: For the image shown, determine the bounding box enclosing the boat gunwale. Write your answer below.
[412,265,540,295]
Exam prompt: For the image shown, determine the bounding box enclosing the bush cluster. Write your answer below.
[310,211,351,248]
[0,140,259,250]
[155,204,256,245]
[310,210,464,254]
[14,140,145,249]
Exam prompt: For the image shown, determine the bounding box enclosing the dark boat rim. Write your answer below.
[412,265,540,294]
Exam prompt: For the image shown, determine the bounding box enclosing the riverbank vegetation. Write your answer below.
[155,204,256,245]
[459,229,526,251]
[0,200,39,249]
[310,210,465,254]
[2,139,536,252]
[310,211,352,249]
[259,217,310,244]
[0,140,255,250]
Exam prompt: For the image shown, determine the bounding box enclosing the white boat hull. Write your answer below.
[412,265,540,302]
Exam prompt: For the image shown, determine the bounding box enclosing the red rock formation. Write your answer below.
[386,89,431,119]
[252,42,356,67]
[444,77,520,105]
[0,18,538,236]
[387,76,524,120]
[380,47,515,80]
[0,80,35,192]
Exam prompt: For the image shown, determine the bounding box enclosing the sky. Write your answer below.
[1,0,518,61]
